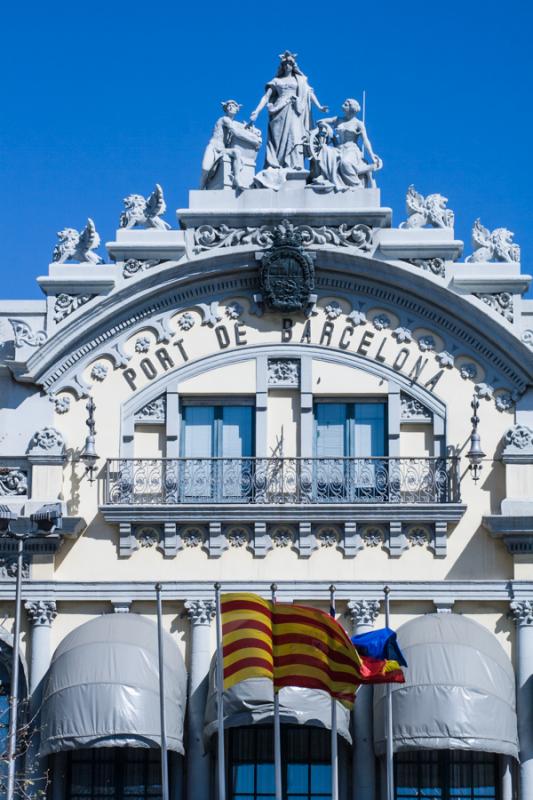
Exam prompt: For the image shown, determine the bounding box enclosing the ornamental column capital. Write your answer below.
[346,599,380,629]
[510,599,533,626]
[25,600,57,627]
[185,599,216,626]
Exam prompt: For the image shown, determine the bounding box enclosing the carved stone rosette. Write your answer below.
[346,599,380,629]
[25,600,58,627]
[185,599,216,626]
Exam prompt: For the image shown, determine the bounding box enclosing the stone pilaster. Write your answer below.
[510,599,533,800]
[185,599,216,800]
[25,600,57,797]
[347,600,380,800]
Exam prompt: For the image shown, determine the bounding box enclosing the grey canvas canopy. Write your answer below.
[204,659,352,744]
[373,613,519,758]
[40,613,187,756]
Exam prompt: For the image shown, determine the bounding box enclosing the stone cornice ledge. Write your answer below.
[484,515,533,554]
[101,503,467,525]
[0,579,520,602]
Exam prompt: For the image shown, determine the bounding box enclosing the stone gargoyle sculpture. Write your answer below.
[120,184,171,230]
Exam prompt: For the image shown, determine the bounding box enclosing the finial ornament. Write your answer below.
[120,184,171,231]
[466,219,520,263]
[401,185,454,229]
[52,218,103,264]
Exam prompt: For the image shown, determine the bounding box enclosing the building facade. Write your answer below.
[1,52,533,800]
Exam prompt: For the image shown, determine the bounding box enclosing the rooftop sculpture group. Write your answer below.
[47,51,521,270]
[200,51,382,192]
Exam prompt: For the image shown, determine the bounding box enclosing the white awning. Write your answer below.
[374,613,518,758]
[40,613,187,755]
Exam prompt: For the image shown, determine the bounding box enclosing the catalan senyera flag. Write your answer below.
[221,592,274,689]
[221,593,384,709]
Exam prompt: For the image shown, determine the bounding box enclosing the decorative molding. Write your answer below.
[122,259,163,279]
[25,600,57,627]
[346,599,380,629]
[51,395,71,414]
[324,301,343,320]
[475,382,494,400]
[387,521,409,558]
[253,521,272,558]
[0,468,28,497]
[317,528,338,548]
[185,599,216,626]
[54,293,95,323]
[436,351,454,368]
[0,557,29,580]
[227,527,248,548]
[474,292,514,323]
[466,219,520,263]
[193,219,375,254]
[90,362,108,382]
[8,318,47,348]
[362,527,383,547]
[177,312,195,331]
[225,302,243,320]
[181,527,204,548]
[459,363,478,381]
[408,527,428,547]
[522,330,533,349]
[400,185,454,229]
[372,313,390,331]
[134,395,166,423]
[393,326,412,343]
[510,599,533,626]
[135,526,160,548]
[271,527,293,548]
[298,521,318,558]
[418,335,435,352]
[400,393,432,422]
[505,424,533,450]
[267,358,300,387]
[135,336,151,354]
[28,427,65,452]
[495,392,514,413]
[404,257,446,277]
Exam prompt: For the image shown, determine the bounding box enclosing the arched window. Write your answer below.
[228,725,348,800]
[66,749,163,800]
[395,750,499,800]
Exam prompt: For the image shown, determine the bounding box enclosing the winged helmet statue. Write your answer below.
[52,218,103,264]
[466,219,520,263]
[401,185,454,229]
[120,183,171,230]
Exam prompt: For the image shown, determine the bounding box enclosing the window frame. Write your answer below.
[393,749,501,800]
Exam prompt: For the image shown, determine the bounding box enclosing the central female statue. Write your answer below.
[250,51,328,171]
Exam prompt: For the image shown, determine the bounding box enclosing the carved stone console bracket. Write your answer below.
[386,521,409,558]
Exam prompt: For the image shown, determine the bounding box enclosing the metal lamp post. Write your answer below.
[466,395,485,482]
[0,504,62,800]
[80,397,99,483]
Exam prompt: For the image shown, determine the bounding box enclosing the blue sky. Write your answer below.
[1,0,532,300]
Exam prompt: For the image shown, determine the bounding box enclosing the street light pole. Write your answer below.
[6,533,24,800]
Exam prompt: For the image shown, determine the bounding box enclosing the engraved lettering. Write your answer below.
[319,321,334,346]
[409,356,428,382]
[281,318,293,342]
[357,330,374,356]
[300,320,311,344]
[123,368,137,391]
[234,322,247,346]
[173,339,189,362]
[339,326,354,350]
[215,325,230,349]
[375,337,387,363]
[155,347,174,371]
[424,370,444,391]
[393,348,410,371]
[140,358,157,380]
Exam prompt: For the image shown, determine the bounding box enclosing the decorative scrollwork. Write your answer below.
[54,293,95,323]
[122,259,162,279]
[8,319,47,348]
[404,257,446,277]
[193,219,374,254]
[105,456,461,505]
[0,467,28,496]
[474,292,514,323]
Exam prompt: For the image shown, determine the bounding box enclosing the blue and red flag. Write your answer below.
[351,627,407,684]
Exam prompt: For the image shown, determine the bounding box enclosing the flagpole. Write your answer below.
[384,586,394,800]
[329,584,339,800]
[155,583,169,800]
[271,583,282,800]
[215,582,226,800]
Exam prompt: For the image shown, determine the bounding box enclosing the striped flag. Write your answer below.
[221,593,379,709]
[273,602,365,708]
[221,592,274,689]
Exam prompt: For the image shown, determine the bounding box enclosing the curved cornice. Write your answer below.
[13,246,533,392]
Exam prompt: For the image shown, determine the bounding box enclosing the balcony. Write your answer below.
[104,457,461,506]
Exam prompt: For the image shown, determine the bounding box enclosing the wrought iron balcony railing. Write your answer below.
[103,457,461,505]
